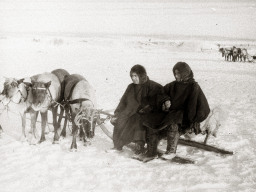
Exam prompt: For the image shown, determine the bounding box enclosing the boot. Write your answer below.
[145,134,158,158]
[106,145,123,153]
[135,134,158,162]
[134,141,145,155]
[162,124,180,160]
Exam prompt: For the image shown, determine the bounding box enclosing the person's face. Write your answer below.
[131,73,140,84]
[174,69,181,82]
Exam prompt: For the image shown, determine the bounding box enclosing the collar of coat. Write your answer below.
[133,76,149,85]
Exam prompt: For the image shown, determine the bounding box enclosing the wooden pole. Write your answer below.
[96,118,113,139]
[203,133,210,144]
[178,138,233,155]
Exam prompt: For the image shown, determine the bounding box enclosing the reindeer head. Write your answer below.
[1,78,26,104]
[31,81,51,110]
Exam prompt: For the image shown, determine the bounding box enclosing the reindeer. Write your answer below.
[61,74,97,150]
[219,47,233,61]
[0,76,39,143]
[31,69,69,143]
[232,47,239,62]
[240,48,248,62]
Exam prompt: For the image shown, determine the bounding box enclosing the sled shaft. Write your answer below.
[178,138,233,155]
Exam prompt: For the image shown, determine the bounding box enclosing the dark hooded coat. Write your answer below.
[113,65,164,149]
[144,62,210,134]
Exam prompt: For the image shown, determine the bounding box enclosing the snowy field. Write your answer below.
[0,0,256,192]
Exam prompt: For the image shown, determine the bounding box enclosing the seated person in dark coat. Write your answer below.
[110,64,164,154]
[144,62,210,160]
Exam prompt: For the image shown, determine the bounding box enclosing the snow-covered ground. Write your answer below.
[0,0,256,192]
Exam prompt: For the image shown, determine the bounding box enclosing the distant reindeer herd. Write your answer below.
[219,46,256,62]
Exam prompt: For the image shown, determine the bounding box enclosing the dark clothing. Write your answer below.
[143,62,210,157]
[163,80,210,131]
[113,79,163,149]
[144,80,210,134]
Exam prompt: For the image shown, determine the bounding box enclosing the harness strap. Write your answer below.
[46,87,54,101]
[20,83,32,103]
[18,90,27,102]
[67,98,90,105]
[64,98,91,121]
[67,80,80,101]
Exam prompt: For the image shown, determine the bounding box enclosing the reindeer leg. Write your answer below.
[53,106,61,144]
[20,113,27,141]
[70,115,78,150]
[57,106,65,126]
[60,115,68,137]
[60,107,69,137]
[39,112,47,143]
[71,127,78,150]
[92,118,97,138]
[79,122,85,141]
[56,106,65,137]
[83,121,92,146]
[29,111,39,134]
[30,111,38,145]
[88,109,96,139]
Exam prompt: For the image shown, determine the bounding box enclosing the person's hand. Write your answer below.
[110,116,118,125]
[162,100,171,112]
[138,105,152,114]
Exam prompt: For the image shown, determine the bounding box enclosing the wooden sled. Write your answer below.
[96,110,234,156]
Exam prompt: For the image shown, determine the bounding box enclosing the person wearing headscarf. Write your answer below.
[110,64,164,154]
[143,62,210,160]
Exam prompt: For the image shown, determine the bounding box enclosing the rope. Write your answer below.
[66,98,90,105]
[73,108,98,127]
[51,99,65,108]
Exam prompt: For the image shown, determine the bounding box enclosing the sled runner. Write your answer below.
[178,138,233,155]
[131,151,195,164]
[159,155,195,164]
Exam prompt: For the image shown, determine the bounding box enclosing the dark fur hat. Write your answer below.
[130,64,148,84]
[173,62,194,82]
